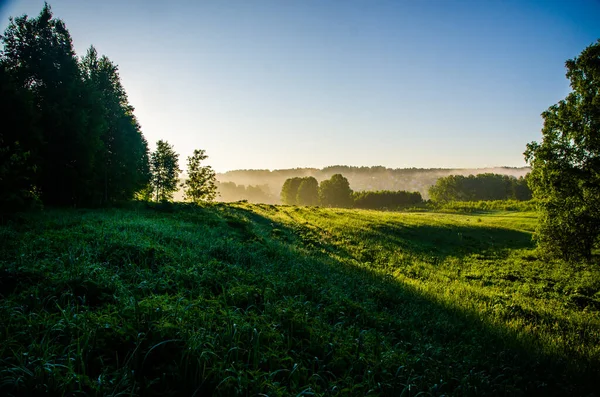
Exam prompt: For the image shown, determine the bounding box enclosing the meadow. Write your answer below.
[0,202,598,396]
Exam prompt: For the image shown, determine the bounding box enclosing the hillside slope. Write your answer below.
[0,203,598,396]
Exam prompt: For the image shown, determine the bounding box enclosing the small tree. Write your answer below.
[150,140,180,202]
[181,149,217,203]
[524,40,600,260]
[296,177,319,206]
[319,174,353,208]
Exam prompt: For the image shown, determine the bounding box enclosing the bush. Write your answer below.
[353,190,422,210]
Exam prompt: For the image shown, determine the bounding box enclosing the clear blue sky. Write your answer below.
[1,0,599,172]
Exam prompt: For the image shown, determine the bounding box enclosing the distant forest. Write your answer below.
[214,166,530,203]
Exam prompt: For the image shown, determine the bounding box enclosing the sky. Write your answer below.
[1,0,599,172]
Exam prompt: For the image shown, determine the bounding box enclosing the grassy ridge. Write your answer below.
[0,203,598,396]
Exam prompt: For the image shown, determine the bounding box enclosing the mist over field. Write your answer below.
[209,165,531,203]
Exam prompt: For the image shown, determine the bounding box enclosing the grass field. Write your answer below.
[0,203,599,396]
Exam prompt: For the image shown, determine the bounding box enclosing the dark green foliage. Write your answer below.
[353,190,422,210]
[150,140,181,202]
[525,40,600,261]
[512,175,532,201]
[0,4,150,207]
[429,173,531,203]
[318,174,353,208]
[296,177,319,206]
[282,177,320,206]
[1,4,96,206]
[0,64,40,211]
[181,149,217,203]
[80,46,150,205]
[280,177,303,205]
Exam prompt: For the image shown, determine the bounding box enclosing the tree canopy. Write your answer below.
[525,40,600,260]
[296,177,319,206]
[353,190,422,210]
[150,140,181,202]
[280,177,303,205]
[182,149,217,203]
[428,173,531,203]
[80,46,150,204]
[319,174,353,208]
[0,4,150,209]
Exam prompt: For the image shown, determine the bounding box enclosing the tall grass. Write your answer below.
[430,199,539,213]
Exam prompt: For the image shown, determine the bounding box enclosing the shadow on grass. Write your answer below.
[277,207,534,265]
[368,222,534,258]
[121,202,593,394]
[220,205,595,395]
[0,202,595,396]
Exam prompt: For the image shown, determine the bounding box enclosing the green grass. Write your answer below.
[427,199,539,213]
[0,202,598,396]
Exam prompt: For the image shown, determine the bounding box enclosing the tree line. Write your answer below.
[428,173,531,203]
[353,190,423,210]
[281,174,423,209]
[220,166,529,200]
[0,5,216,211]
[282,172,532,210]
